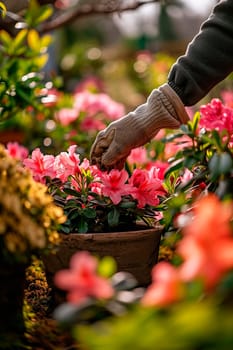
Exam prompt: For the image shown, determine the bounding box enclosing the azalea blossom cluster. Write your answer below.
[199,98,233,143]
[142,194,233,306]
[43,85,125,131]
[23,145,167,233]
[38,83,126,155]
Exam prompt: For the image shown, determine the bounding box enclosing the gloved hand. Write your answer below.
[90,83,189,170]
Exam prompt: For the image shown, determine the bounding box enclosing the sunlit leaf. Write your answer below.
[27,29,40,51]
[0,2,6,18]
[36,5,53,24]
[98,256,117,278]
[40,34,53,49]
[33,53,49,68]
[13,29,28,51]
[164,159,184,179]
[0,30,12,48]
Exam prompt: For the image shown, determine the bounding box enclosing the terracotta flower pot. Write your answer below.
[42,225,162,307]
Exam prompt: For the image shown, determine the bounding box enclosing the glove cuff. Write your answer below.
[159,83,190,124]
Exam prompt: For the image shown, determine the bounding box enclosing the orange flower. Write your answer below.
[178,194,233,289]
[141,262,184,307]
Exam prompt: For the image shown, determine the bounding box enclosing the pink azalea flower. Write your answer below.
[129,168,165,208]
[6,142,28,161]
[179,168,194,184]
[54,251,114,304]
[74,76,104,93]
[185,106,195,120]
[221,90,233,108]
[199,98,233,138]
[80,116,106,132]
[79,157,91,171]
[100,169,132,205]
[154,129,166,140]
[73,91,124,121]
[55,108,78,126]
[23,148,56,183]
[164,135,192,160]
[73,91,98,116]
[127,147,148,166]
[96,93,125,120]
[178,194,233,289]
[90,180,103,196]
[141,262,184,307]
[145,160,169,180]
[54,145,80,182]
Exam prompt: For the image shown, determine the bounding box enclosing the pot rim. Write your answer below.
[59,224,163,241]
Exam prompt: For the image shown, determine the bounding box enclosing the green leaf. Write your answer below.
[164,159,184,179]
[35,5,53,24]
[32,53,48,69]
[0,30,12,48]
[119,201,136,209]
[108,208,120,227]
[183,156,198,169]
[40,34,53,49]
[12,29,28,51]
[63,187,80,197]
[83,208,96,219]
[27,29,40,51]
[208,153,221,179]
[0,2,6,18]
[78,219,88,233]
[218,152,233,175]
[25,1,53,27]
[97,256,117,278]
[189,111,200,133]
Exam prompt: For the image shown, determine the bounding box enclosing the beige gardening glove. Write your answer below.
[90,83,189,170]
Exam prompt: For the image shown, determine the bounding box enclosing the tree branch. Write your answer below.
[40,0,161,34]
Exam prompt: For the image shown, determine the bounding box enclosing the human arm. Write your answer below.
[90,0,233,170]
[168,0,233,106]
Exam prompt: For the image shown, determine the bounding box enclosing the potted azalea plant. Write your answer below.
[23,145,165,305]
[0,143,66,342]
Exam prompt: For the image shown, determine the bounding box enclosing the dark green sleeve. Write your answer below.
[168,0,233,106]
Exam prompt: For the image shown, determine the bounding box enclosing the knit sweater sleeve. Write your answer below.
[168,0,233,106]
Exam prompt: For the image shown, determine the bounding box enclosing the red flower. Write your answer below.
[54,145,80,182]
[100,169,132,205]
[23,148,56,183]
[199,98,233,139]
[55,108,78,126]
[54,251,114,304]
[6,142,28,161]
[129,168,166,208]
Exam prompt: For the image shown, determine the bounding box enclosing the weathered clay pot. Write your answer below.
[42,225,162,307]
